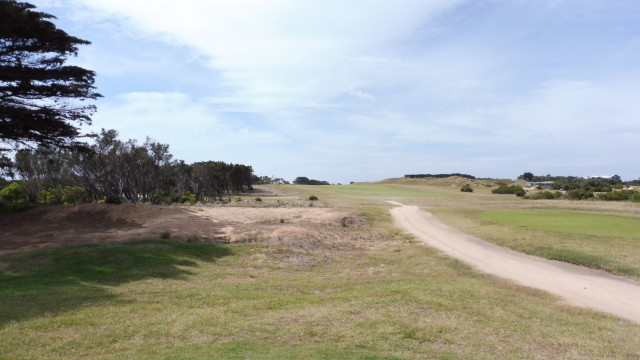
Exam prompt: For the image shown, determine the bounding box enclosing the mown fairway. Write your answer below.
[2,183,640,359]
[479,211,640,238]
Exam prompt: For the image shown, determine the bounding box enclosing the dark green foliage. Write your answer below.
[105,196,122,204]
[597,190,640,202]
[405,173,476,180]
[4,130,256,204]
[566,189,594,200]
[190,161,254,199]
[525,191,563,200]
[492,184,525,197]
[252,175,289,184]
[460,184,473,193]
[518,172,640,202]
[0,1,101,151]
[294,176,330,185]
[308,195,318,201]
[518,172,534,182]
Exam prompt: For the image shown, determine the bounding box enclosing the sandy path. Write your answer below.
[388,202,640,324]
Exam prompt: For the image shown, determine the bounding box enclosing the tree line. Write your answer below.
[0,129,254,205]
[516,172,639,202]
[405,173,476,180]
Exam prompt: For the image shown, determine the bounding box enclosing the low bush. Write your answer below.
[492,184,526,197]
[597,190,640,201]
[0,182,29,203]
[566,189,593,200]
[460,184,473,193]
[309,195,319,201]
[525,191,563,200]
[105,196,123,204]
[39,186,85,205]
[179,190,197,205]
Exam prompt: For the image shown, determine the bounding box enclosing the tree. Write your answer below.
[518,172,534,182]
[0,1,101,152]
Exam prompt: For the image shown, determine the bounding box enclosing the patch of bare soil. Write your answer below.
[0,203,384,265]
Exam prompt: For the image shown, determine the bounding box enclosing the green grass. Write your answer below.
[0,240,232,325]
[3,237,640,359]
[304,183,453,199]
[479,210,640,238]
[3,184,640,359]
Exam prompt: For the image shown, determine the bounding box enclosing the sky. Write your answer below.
[30,0,640,183]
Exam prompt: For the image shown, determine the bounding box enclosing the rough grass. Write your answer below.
[3,184,640,359]
[2,237,640,359]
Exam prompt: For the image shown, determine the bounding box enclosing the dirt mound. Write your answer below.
[0,203,380,259]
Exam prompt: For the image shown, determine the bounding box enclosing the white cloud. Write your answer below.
[71,0,466,109]
[32,0,640,181]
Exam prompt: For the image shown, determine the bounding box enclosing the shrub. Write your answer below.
[526,190,562,200]
[39,186,85,205]
[0,183,29,203]
[150,189,170,205]
[597,190,640,201]
[105,196,123,204]
[492,184,526,197]
[309,195,318,201]
[255,197,262,202]
[460,184,473,193]
[179,190,197,205]
[566,189,593,200]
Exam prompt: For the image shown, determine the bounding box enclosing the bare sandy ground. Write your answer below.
[0,203,376,262]
[389,201,640,324]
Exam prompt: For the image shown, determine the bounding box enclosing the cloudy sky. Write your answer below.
[32,0,640,183]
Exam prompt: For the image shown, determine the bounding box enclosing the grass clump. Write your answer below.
[460,184,473,193]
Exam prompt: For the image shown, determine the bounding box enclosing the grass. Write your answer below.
[479,210,640,238]
[3,237,640,359]
[2,183,640,358]
[468,210,640,278]
[304,183,454,199]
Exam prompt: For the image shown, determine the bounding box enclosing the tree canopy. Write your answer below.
[0,1,100,152]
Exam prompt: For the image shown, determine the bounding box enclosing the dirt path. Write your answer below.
[388,202,640,324]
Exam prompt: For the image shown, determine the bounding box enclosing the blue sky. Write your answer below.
[32,0,640,183]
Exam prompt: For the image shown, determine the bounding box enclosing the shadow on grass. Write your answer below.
[0,239,233,326]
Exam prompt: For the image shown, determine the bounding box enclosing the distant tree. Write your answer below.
[293,176,310,185]
[518,172,534,182]
[0,1,101,152]
[293,176,329,185]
